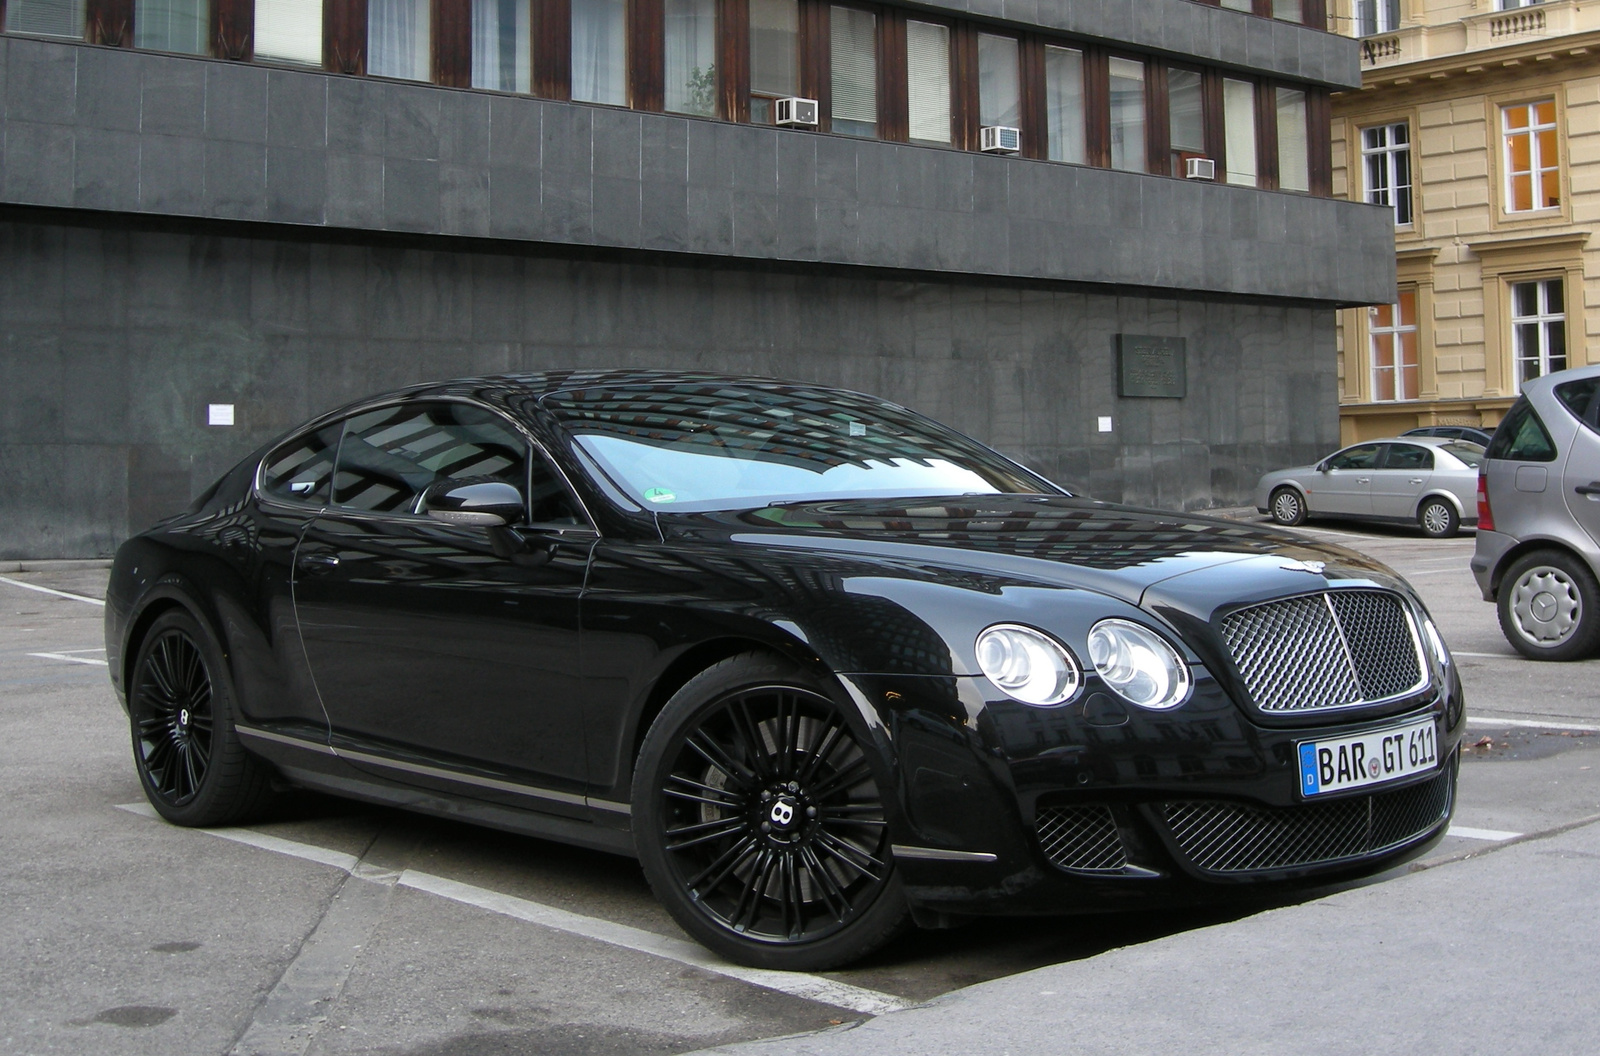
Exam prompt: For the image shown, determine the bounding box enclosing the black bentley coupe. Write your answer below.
[106,371,1464,970]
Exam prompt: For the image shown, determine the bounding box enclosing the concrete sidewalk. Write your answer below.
[696,819,1600,1056]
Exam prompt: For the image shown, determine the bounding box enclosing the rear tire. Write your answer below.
[633,652,910,971]
[128,609,276,826]
[1269,487,1306,526]
[1497,550,1600,661]
[1417,498,1459,539]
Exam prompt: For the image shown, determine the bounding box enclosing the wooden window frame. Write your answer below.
[433,0,471,86]
[212,0,253,58]
[820,1,881,138]
[86,0,133,45]
[630,0,663,110]
[1194,0,1325,28]
[717,0,747,121]
[325,0,367,73]
[534,0,572,98]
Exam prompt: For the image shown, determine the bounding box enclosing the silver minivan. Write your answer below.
[1473,365,1600,660]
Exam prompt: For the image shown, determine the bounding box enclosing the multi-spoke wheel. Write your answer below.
[633,653,908,970]
[128,609,275,825]
[1497,550,1600,662]
[1417,497,1459,538]
[1269,487,1306,526]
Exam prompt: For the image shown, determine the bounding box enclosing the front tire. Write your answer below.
[128,609,276,825]
[1418,497,1459,539]
[1497,550,1600,661]
[633,653,909,971]
[1269,487,1306,526]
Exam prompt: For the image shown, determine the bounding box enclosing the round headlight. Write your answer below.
[975,624,1081,707]
[1086,619,1192,710]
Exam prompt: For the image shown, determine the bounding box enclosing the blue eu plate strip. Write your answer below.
[1299,743,1321,796]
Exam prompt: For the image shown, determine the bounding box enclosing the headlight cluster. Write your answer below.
[975,619,1192,711]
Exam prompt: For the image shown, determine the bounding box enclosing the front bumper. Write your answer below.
[861,669,1466,916]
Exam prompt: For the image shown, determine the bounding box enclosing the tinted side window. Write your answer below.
[333,403,530,514]
[261,423,343,503]
[1327,444,1383,470]
[1554,377,1600,431]
[1486,398,1557,462]
[1384,444,1433,470]
[1441,442,1484,468]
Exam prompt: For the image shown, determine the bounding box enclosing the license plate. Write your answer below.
[1297,718,1439,798]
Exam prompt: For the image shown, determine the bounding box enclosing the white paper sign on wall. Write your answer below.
[208,404,235,426]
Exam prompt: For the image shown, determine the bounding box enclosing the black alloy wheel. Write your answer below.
[1270,487,1306,526]
[128,609,275,825]
[634,653,908,970]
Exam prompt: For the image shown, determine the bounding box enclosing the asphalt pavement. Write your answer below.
[2,518,1596,1056]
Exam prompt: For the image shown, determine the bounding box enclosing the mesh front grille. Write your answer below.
[1036,805,1128,873]
[1218,590,1426,713]
[1160,764,1453,875]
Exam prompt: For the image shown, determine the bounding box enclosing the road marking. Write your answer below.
[0,574,106,606]
[1447,824,1523,842]
[115,803,911,1017]
[1465,716,1600,733]
[28,651,109,667]
[1402,568,1469,576]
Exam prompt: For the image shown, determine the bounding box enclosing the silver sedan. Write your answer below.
[1255,437,1485,538]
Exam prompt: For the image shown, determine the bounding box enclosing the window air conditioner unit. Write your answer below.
[775,97,819,128]
[980,126,1021,153]
[1185,157,1216,180]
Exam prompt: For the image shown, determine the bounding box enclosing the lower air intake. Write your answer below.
[1036,805,1128,873]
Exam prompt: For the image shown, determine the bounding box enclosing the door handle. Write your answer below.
[297,552,341,572]
[1357,477,1370,484]
[1576,481,1600,497]
[1409,478,1424,485]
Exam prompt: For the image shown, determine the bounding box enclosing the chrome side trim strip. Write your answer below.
[890,845,998,863]
[236,725,337,755]
[588,799,633,816]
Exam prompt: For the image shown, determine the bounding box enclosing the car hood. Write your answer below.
[661,495,1408,612]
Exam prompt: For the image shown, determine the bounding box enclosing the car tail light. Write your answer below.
[1477,471,1494,532]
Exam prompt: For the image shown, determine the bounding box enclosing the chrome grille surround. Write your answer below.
[1159,762,1454,875]
[1217,589,1429,714]
[1035,805,1128,873]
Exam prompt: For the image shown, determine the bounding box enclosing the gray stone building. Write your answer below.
[0,0,1392,558]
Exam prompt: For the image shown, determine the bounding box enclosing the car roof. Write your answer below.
[1349,436,1455,448]
[1517,363,1600,399]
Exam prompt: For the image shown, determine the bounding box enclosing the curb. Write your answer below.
[3,560,116,572]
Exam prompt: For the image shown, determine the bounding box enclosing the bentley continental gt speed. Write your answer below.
[106,372,1465,970]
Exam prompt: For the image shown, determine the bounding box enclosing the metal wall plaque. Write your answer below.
[1116,335,1186,398]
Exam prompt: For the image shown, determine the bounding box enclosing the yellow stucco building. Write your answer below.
[1331,0,1600,443]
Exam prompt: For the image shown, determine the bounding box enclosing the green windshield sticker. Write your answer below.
[643,487,676,503]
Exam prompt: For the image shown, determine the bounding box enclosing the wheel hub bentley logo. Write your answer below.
[769,800,796,827]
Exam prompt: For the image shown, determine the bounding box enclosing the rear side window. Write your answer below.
[1554,377,1600,431]
[1384,445,1433,471]
[333,402,530,514]
[261,423,343,503]
[1440,442,1484,468]
[1486,398,1557,462]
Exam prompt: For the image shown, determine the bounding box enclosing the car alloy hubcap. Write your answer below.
[1274,493,1300,521]
[1511,567,1581,645]
[658,687,889,944]
[1422,504,1450,534]
[132,630,215,805]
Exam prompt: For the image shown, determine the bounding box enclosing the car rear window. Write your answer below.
[1440,442,1484,468]
[1486,398,1557,462]
[1554,377,1600,431]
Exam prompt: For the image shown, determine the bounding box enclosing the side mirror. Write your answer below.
[1318,462,1333,473]
[423,480,525,528]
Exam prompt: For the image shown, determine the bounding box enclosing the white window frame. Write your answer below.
[1355,0,1399,37]
[1361,121,1412,227]
[1510,278,1566,392]
[1497,0,1545,11]
[1369,290,1419,402]
[1502,100,1560,214]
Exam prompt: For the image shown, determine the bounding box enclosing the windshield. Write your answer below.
[543,381,1053,512]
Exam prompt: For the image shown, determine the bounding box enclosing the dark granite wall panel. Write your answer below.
[0,39,1396,306]
[0,215,1337,558]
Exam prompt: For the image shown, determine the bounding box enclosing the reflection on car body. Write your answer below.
[1255,436,1484,537]
[106,371,1466,970]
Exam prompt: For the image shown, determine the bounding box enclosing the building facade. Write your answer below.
[0,0,1392,558]
[1332,0,1600,443]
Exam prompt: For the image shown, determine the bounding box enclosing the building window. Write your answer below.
[1369,291,1418,402]
[1503,100,1559,213]
[977,33,1020,132]
[254,0,323,65]
[665,0,717,116]
[1276,87,1309,192]
[135,0,207,53]
[5,0,83,37]
[1356,0,1399,36]
[472,0,531,92]
[1361,121,1412,226]
[1044,46,1084,164]
[829,6,877,137]
[1511,278,1566,389]
[1167,67,1204,177]
[1273,0,1303,19]
[906,20,952,145]
[1497,0,1544,9]
[1108,57,1146,173]
[573,0,628,105]
[749,0,798,125]
[368,0,431,80]
[1223,78,1256,186]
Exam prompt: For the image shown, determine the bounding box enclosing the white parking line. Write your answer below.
[0,575,106,606]
[1465,716,1600,733]
[27,651,109,667]
[1447,824,1524,842]
[115,802,911,1017]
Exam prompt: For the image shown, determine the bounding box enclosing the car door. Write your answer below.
[1370,443,1434,519]
[1310,443,1382,516]
[292,400,598,811]
[1554,377,1600,550]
